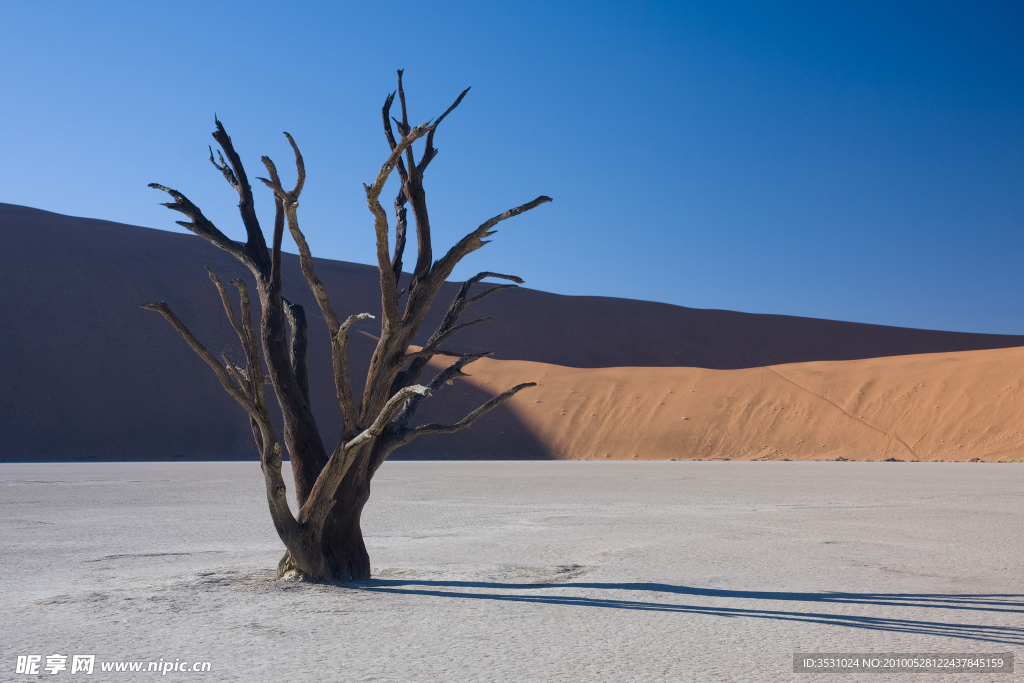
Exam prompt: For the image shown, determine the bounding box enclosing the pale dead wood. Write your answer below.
[390,352,491,435]
[388,381,538,454]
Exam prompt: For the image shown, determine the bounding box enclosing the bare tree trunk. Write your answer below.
[145,72,549,583]
[322,467,373,581]
[257,279,327,505]
[277,452,372,581]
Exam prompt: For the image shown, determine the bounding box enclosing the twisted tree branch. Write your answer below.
[389,381,537,453]
[421,86,470,172]
[211,117,271,273]
[382,91,412,291]
[141,301,258,420]
[334,312,375,438]
[364,120,434,329]
[229,278,264,395]
[206,266,246,346]
[393,272,523,392]
[148,183,253,269]
[432,196,552,285]
[391,352,490,434]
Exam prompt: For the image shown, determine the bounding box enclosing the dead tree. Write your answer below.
[144,71,550,582]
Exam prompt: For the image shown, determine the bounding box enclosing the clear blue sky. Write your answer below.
[2,1,1021,333]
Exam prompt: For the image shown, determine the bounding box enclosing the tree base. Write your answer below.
[275,509,372,583]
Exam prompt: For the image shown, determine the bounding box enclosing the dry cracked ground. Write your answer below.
[1,461,1022,681]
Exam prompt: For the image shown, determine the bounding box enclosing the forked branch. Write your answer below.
[364,120,435,327]
[391,352,491,433]
[229,278,264,396]
[381,71,471,294]
[206,266,247,347]
[148,184,254,270]
[144,279,299,549]
[151,117,274,279]
[211,118,271,272]
[428,271,523,347]
[205,268,267,414]
[141,301,258,418]
[431,196,552,286]
[393,272,523,392]
[259,138,371,434]
[301,384,429,525]
[421,85,470,172]
[386,381,537,459]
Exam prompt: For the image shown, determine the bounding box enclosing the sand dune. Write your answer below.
[3,201,1024,461]
[440,346,1024,462]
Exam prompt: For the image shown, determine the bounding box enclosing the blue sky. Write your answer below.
[1,1,1021,333]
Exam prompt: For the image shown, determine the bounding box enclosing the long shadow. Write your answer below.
[357,580,1024,645]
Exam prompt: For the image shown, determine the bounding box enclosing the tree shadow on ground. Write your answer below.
[358,580,1024,645]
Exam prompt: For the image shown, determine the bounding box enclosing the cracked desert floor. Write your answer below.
[2,461,1022,681]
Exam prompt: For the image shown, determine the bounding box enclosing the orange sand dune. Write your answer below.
[445,346,1024,462]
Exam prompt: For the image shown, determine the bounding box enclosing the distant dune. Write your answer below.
[2,202,1023,461]
[430,347,1024,462]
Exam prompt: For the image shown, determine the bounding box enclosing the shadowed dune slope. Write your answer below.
[450,347,1024,462]
[2,202,1023,461]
